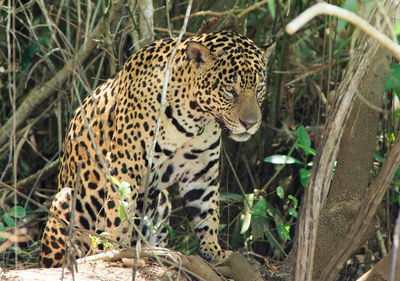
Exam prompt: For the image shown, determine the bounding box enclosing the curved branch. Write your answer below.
[286,2,400,61]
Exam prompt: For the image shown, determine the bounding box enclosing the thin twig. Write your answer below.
[171,0,269,21]
[8,0,18,268]
[237,0,269,18]
[285,2,400,61]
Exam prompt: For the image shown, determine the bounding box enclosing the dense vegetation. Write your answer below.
[0,0,399,279]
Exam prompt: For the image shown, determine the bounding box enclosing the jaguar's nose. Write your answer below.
[239,119,257,130]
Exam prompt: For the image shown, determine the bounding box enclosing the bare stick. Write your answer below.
[286,2,400,61]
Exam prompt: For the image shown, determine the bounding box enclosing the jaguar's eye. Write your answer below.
[223,85,236,98]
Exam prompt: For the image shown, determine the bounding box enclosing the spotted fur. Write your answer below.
[39,31,273,267]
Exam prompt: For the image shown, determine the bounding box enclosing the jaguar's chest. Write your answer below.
[143,118,221,192]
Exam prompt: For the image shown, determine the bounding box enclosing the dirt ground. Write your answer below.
[0,250,279,281]
[1,258,178,281]
[2,260,161,281]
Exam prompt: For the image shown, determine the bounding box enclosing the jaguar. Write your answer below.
[39,30,274,267]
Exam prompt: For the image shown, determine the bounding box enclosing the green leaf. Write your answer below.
[118,205,126,221]
[267,0,276,19]
[220,192,243,201]
[38,28,51,48]
[107,175,120,186]
[264,155,302,165]
[395,19,400,35]
[288,207,298,218]
[276,186,284,199]
[299,168,311,188]
[288,195,298,208]
[299,145,316,156]
[8,206,26,219]
[297,126,311,149]
[296,125,315,155]
[164,224,175,240]
[4,214,14,227]
[0,222,5,242]
[253,197,267,216]
[277,223,291,241]
[337,0,358,31]
[385,64,400,91]
[374,154,385,163]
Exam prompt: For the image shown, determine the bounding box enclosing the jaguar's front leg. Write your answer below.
[179,154,230,262]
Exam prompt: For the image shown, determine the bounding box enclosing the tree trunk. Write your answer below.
[312,45,391,279]
[286,1,398,280]
[138,0,154,46]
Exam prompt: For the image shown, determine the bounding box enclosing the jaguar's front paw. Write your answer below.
[214,249,232,263]
[199,242,232,263]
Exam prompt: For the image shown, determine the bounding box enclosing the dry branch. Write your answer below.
[181,255,221,281]
[286,2,400,61]
[0,2,123,147]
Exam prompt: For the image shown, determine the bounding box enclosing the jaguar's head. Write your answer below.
[186,31,274,142]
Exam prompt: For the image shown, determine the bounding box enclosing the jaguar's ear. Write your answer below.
[260,42,276,64]
[186,41,213,71]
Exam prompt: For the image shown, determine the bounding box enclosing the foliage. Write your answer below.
[0,206,27,242]
[90,232,113,255]
[0,1,399,278]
